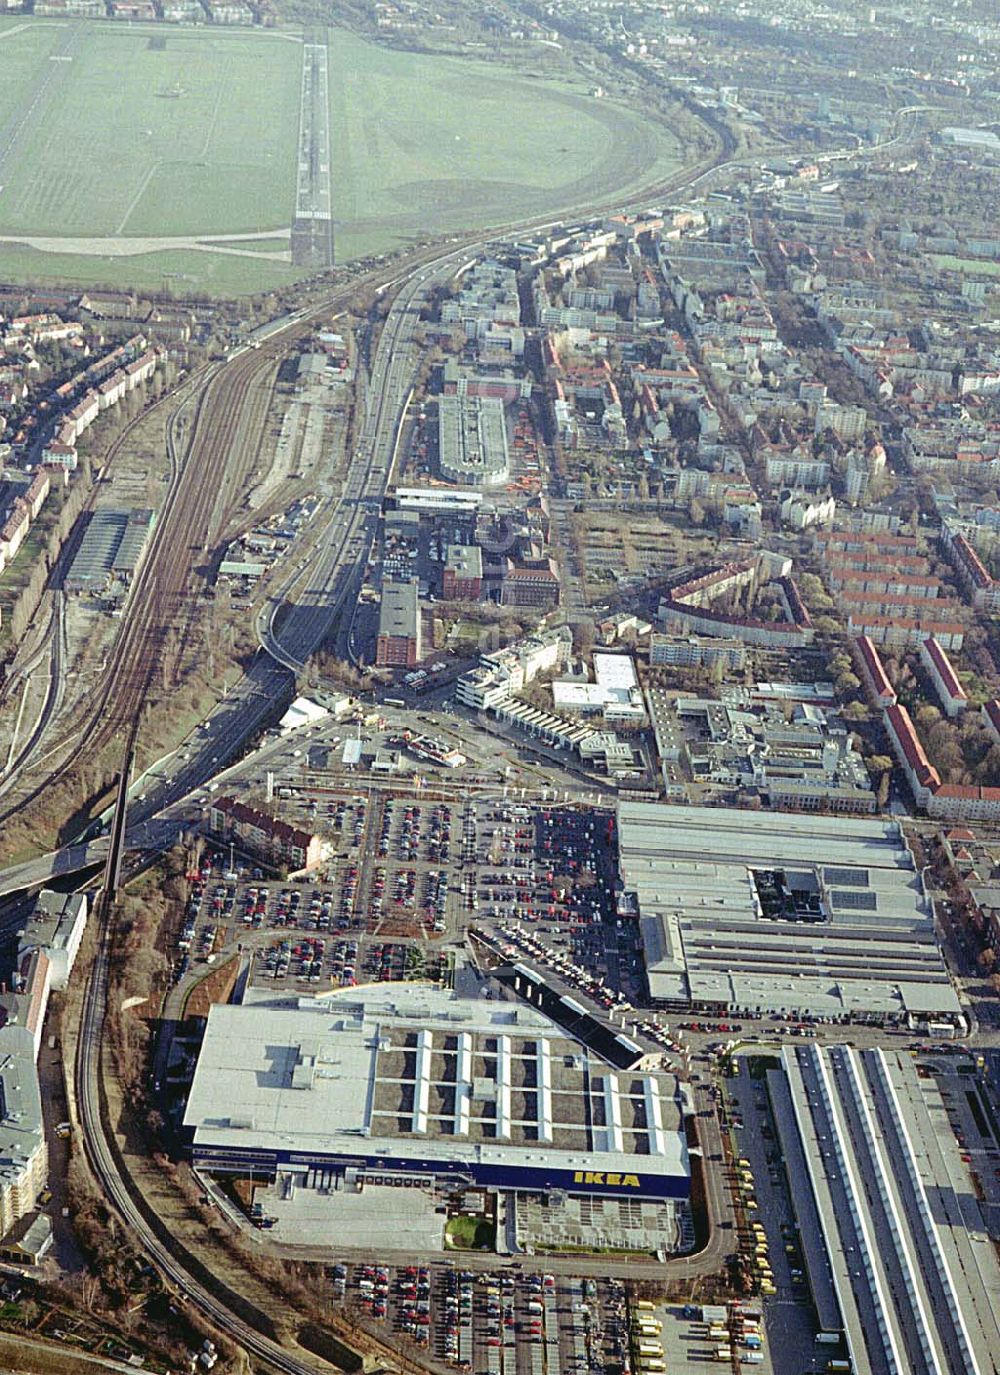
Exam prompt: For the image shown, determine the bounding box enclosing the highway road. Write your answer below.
[255,252,459,673]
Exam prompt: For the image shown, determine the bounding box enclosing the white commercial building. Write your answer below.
[457,626,573,709]
[552,653,646,725]
[183,985,689,1203]
[620,802,961,1025]
[438,395,510,488]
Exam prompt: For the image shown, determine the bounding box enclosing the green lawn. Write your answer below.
[0,18,56,127]
[0,23,300,237]
[930,254,1000,278]
[0,19,684,294]
[326,27,680,254]
[0,241,302,296]
[445,1214,496,1250]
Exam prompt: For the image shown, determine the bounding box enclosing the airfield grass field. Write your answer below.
[0,17,684,295]
[0,241,304,296]
[324,27,681,262]
[0,20,301,238]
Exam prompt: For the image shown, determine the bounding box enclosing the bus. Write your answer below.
[639,1363,665,1373]
[637,1343,663,1358]
[634,1301,657,1314]
[384,697,405,708]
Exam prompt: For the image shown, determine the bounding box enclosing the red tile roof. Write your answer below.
[840,589,951,613]
[884,703,941,790]
[953,533,992,590]
[855,635,895,700]
[213,797,316,853]
[848,613,966,637]
[922,636,966,702]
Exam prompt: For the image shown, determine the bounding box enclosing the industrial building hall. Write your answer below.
[438,394,510,488]
[183,985,689,1202]
[768,1045,1000,1375]
[618,802,963,1026]
[64,507,155,596]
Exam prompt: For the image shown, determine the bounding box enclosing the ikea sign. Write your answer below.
[572,1170,641,1188]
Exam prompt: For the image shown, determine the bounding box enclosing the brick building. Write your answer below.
[376,580,422,668]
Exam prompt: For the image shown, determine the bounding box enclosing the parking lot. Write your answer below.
[172,832,457,999]
[472,806,646,1009]
[723,1058,818,1375]
[185,800,640,981]
[364,796,455,938]
[638,1299,770,1374]
[329,1261,621,1375]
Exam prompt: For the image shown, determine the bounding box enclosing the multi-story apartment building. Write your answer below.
[208,799,327,873]
[919,636,967,719]
[853,635,897,708]
[0,1027,47,1238]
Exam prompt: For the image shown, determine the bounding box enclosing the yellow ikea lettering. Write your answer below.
[572,1170,641,1188]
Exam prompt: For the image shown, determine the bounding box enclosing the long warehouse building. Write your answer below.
[768,1045,1000,1375]
[183,985,689,1201]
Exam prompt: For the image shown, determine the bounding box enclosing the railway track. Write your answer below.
[0,336,308,828]
[0,108,741,832]
[96,344,288,727]
[52,110,765,1372]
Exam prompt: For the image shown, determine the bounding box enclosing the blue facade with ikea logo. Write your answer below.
[191,1142,690,1201]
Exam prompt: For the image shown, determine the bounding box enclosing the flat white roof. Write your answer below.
[773,1046,1000,1374]
[552,682,608,709]
[184,986,688,1178]
[278,696,330,734]
[620,802,960,1016]
[593,653,638,692]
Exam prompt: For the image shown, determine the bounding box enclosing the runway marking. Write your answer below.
[292,36,334,266]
